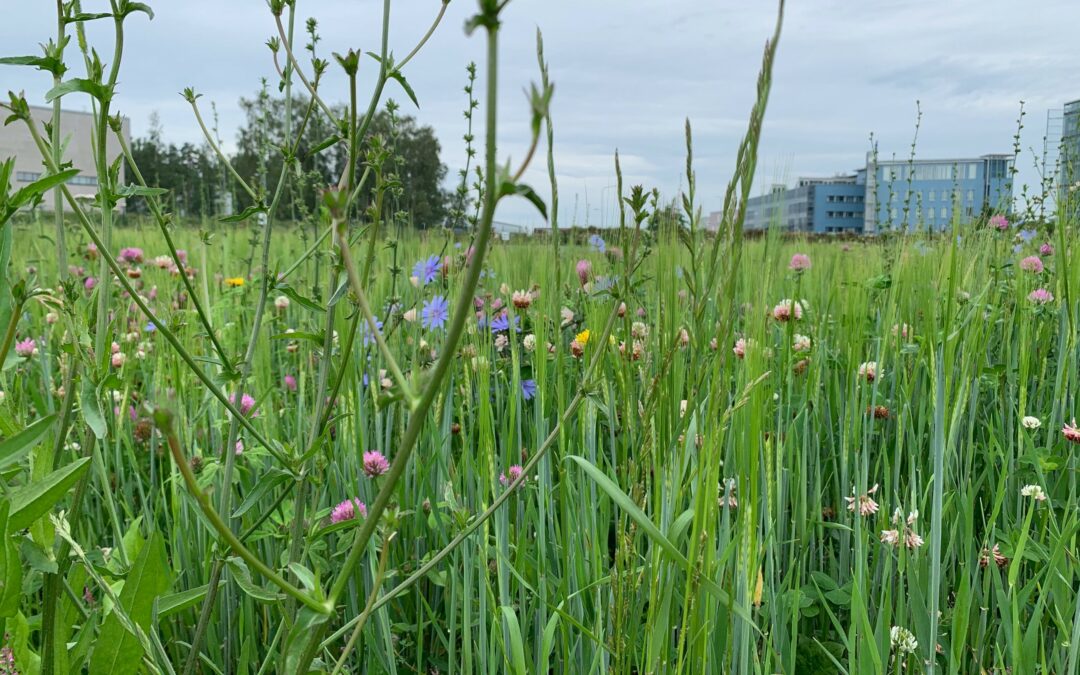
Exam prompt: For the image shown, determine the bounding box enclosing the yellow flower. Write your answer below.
[575,329,590,346]
[225,277,245,288]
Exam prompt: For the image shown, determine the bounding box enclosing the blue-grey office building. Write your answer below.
[732,153,1012,234]
[1061,99,1080,220]
[861,154,1013,233]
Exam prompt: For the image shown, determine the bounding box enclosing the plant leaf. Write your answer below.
[45,78,111,104]
[8,456,91,531]
[0,413,57,471]
[0,502,22,617]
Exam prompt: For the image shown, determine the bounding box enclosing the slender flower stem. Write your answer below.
[155,409,329,615]
[329,532,397,675]
[0,299,24,370]
[189,98,259,203]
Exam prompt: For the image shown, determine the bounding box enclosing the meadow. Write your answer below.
[1,1,1079,674]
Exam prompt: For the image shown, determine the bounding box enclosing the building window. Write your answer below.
[890,208,898,220]
[15,171,41,182]
[940,207,948,220]
[967,163,977,180]
[70,175,98,186]
[927,190,936,202]
[966,189,974,203]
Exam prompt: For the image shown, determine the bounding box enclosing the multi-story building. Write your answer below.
[862,154,1013,233]
[740,175,866,234]
[0,105,129,212]
[1061,99,1080,220]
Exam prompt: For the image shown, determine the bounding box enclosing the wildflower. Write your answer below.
[792,334,811,352]
[412,255,441,286]
[521,379,537,400]
[890,626,918,655]
[360,318,383,346]
[126,267,142,279]
[14,338,37,358]
[331,498,367,523]
[85,242,99,259]
[989,214,1009,231]
[363,450,390,477]
[869,405,890,420]
[284,374,297,392]
[45,311,58,324]
[588,234,606,253]
[402,308,418,322]
[560,307,575,327]
[617,302,627,317]
[979,544,1008,569]
[631,321,648,340]
[274,295,290,310]
[490,311,520,333]
[1028,288,1054,304]
[575,329,591,346]
[234,393,256,416]
[1021,415,1041,430]
[788,253,811,271]
[733,338,747,359]
[569,340,585,358]
[845,483,879,516]
[771,298,803,322]
[858,361,880,382]
[1040,242,1054,256]
[880,529,900,546]
[1063,420,1080,444]
[153,255,172,269]
[793,358,810,375]
[511,290,532,309]
[523,334,536,351]
[720,479,738,509]
[575,259,591,287]
[494,334,509,352]
[1019,256,1044,273]
[1020,484,1047,502]
[422,295,450,331]
[119,247,144,263]
[234,439,244,456]
[678,328,690,347]
[499,464,525,487]
[225,276,245,288]
[891,323,911,340]
[111,352,126,368]
[905,531,925,549]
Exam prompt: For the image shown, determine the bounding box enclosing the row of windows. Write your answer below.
[14,171,97,186]
[825,210,863,219]
[888,206,976,221]
[885,163,980,181]
[891,189,976,203]
[825,194,864,203]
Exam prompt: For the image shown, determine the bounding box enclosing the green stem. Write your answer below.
[0,299,24,371]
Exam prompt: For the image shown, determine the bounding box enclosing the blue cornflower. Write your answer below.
[521,379,537,401]
[489,311,520,333]
[1018,228,1037,243]
[144,322,156,333]
[588,234,606,254]
[422,295,450,331]
[412,254,441,286]
[361,318,384,346]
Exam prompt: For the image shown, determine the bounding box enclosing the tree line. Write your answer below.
[126,92,450,228]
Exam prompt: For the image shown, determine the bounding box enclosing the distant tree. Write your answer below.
[649,197,689,232]
[232,90,448,227]
[126,112,225,218]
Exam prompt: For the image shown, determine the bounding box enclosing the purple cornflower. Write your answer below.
[588,234,606,253]
[521,379,537,401]
[330,498,367,523]
[361,318,384,346]
[489,311,520,334]
[1017,228,1038,243]
[422,295,450,331]
[363,450,390,477]
[412,255,441,286]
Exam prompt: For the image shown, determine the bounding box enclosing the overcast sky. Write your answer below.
[2,0,1078,227]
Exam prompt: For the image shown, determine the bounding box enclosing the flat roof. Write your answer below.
[875,154,1011,165]
[27,104,129,122]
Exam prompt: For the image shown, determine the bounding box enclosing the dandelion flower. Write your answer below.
[225,276,245,288]
[575,329,591,346]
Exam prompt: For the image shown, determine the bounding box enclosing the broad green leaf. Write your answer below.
[0,502,22,617]
[226,557,284,603]
[8,456,91,530]
[80,377,106,439]
[283,607,330,674]
[219,204,266,223]
[500,606,527,675]
[157,582,221,619]
[231,468,291,518]
[276,285,325,314]
[388,70,420,108]
[499,180,548,220]
[45,78,111,104]
[0,55,65,76]
[10,169,80,208]
[89,531,170,675]
[114,184,168,198]
[0,413,57,470]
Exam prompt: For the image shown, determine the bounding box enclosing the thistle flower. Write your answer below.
[788,253,811,271]
[1028,288,1054,304]
[1063,420,1080,444]
[1019,256,1044,273]
[499,464,524,487]
[845,483,879,516]
[771,299,803,322]
[274,295,290,310]
[14,338,37,358]
[363,450,390,477]
[330,498,367,523]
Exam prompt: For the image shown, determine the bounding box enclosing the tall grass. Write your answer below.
[1,1,1078,674]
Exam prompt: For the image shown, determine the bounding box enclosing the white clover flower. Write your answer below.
[1021,416,1041,430]
[890,625,918,654]
[1020,484,1047,502]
